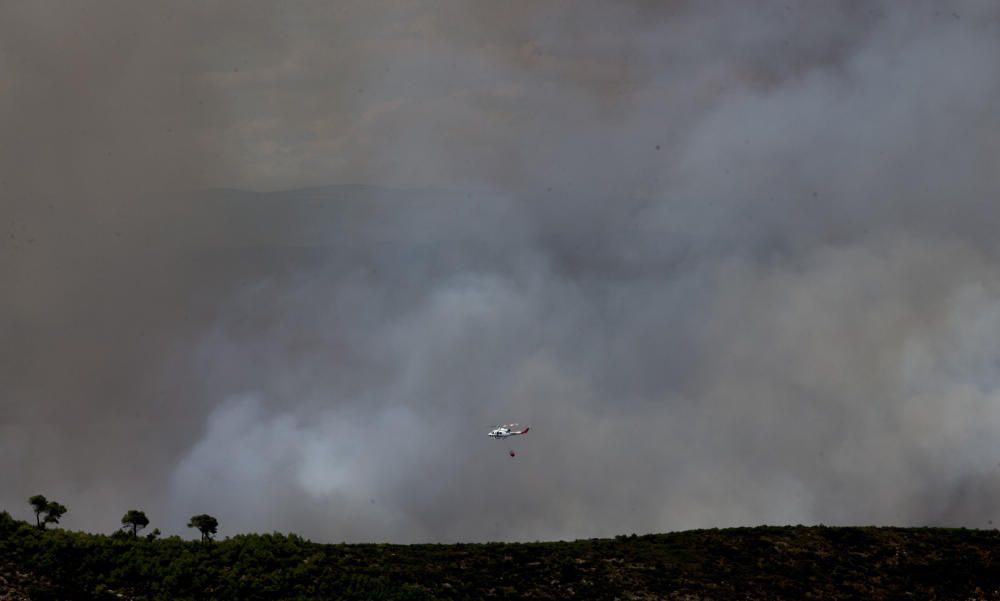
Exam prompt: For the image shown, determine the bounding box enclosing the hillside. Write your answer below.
[3,511,1000,600]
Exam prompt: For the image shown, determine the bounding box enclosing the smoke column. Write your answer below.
[4,1,1000,542]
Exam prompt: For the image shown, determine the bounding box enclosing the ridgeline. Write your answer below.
[3,511,1000,600]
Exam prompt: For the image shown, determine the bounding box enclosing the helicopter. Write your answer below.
[488,423,529,457]
[487,423,530,439]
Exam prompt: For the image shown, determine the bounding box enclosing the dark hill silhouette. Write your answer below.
[3,511,1000,600]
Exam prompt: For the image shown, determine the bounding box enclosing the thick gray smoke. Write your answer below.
[5,1,1000,542]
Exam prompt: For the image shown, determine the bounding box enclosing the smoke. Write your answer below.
[0,1,271,523]
[5,0,1000,542]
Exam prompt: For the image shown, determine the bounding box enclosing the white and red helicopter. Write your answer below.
[488,423,529,457]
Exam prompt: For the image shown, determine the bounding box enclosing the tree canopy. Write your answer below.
[28,495,67,529]
[28,495,48,528]
[121,510,150,537]
[43,502,67,527]
[188,514,218,542]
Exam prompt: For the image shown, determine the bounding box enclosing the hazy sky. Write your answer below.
[4,0,1000,542]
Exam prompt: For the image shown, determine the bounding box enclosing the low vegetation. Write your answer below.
[4,509,1000,599]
